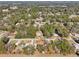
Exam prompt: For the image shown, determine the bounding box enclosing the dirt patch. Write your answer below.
[0,54,77,57]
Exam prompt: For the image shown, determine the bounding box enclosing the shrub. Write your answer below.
[55,39,75,55]
[0,40,6,54]
[23,45,35,55]
[36,44,45,53]
[5,42,16,53]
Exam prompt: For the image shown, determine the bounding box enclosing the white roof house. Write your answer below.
[56,12,61,15]
[15,23,21,27]
[28,14,31,17]
[36,31,43,37]
[33,24,37,27]
[7,14,11,18]
[35,17,43,22]
[53,33,59,36]
[34,17,45,28]
[69,15,78,19]
[10,6,18,10]
[48,12,54,16]
[2,9,9,12]
[15,41,21,46]
[38,12,42,15]
[3,17,8,20]
[27,8,31,12]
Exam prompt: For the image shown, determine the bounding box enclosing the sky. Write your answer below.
[0,0,79,1]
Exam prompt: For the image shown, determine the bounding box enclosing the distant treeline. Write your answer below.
[0,1,79,7]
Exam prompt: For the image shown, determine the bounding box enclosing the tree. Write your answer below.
[41,23,55,38]
[26,25,38,38]
[55,39,75,55]
[0,40,6,54]
[1,36,10,44]
[55,24,69,37]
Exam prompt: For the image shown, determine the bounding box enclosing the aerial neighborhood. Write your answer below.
[0,1,79,56]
